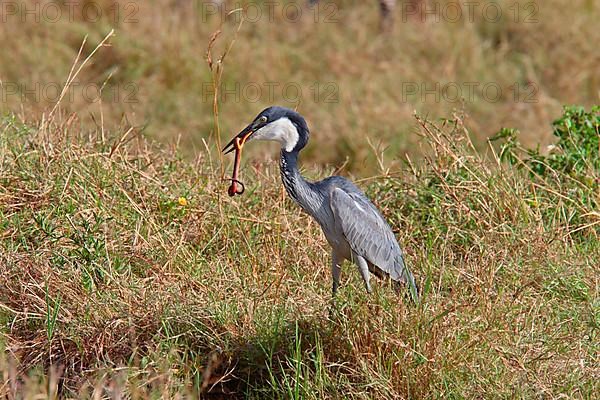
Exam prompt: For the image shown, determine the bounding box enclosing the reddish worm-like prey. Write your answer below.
[226,136,245,196]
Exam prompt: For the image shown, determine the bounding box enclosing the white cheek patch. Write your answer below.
[252,118,299,152]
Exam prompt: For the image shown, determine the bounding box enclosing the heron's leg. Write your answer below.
[331,251,343,296]
[352,252,372,294]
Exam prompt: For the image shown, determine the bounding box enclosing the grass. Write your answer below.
[1,108,598,398]
[0,0,598,175]
[1,0,598,397]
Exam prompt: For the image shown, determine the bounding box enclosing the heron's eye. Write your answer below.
[258,116,268,124]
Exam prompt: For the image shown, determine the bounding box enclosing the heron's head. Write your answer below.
[223,106,309,156]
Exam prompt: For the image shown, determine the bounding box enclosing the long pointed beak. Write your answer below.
[222,125,254,155]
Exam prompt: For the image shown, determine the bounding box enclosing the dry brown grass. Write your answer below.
[1,108,598,397]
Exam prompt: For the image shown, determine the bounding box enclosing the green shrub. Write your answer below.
[490,105,599,235]
[491,105,599,185]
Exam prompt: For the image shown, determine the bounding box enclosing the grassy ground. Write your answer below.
[1,108,598,397]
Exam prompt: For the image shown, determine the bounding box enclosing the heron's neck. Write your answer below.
[280,150,322,216]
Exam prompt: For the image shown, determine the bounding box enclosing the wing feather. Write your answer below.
[330,187,407,282]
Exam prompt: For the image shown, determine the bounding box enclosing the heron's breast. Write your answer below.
[322,225,352,259]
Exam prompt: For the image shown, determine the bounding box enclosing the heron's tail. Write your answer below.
[402,266,420,304]
[394,255,419,303]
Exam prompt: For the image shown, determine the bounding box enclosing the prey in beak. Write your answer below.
[222,124,256,197]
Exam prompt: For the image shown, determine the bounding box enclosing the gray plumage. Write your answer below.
[225,106,418,300]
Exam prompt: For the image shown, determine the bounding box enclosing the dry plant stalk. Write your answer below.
[48,30,115,120]
[205,8,245,177]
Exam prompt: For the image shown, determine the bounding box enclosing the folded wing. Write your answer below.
[330,187,417,296]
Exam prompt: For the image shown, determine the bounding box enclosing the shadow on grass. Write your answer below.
[198,313,347,398]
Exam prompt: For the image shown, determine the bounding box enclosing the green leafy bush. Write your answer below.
[491,105,599,186]
[490,105,599,235]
